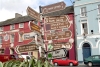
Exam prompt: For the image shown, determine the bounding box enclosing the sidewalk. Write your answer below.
[79,62,84,65]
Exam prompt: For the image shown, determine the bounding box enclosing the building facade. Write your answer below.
[40,6,77,60]
[74,0,100,62]
[0,15,43,59]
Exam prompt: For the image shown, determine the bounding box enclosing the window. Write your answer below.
[19,23,24,28]
[93,56,100,59]
[0,36,3,44]
[10,24,15,30]
[0,49,4,54]
[19,33,23,42]
[0,27,3,31]
[81,7,87,17]
[10,34,14,43]
[98,18,100,33]
[81,23,88,34]
[98,4,100,14]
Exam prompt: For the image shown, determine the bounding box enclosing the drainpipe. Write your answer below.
[73,14,78,61]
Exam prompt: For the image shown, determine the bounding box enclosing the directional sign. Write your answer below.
[47,48,67,59]
[41,1,66,14]
[27,6,40,21]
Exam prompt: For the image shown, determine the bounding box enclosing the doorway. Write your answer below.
[82,43,91,60]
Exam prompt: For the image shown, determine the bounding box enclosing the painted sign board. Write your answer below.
[46,30,72,40]
[53,42,72,50]
[41,1,66,14]
[29,21,41,33]
[16,43,38,53]
[47,48,67,59]
[45,15,70,30]
[27,6,40,21]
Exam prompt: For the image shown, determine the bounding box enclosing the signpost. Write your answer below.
[15,43,38,53]
[29,21,41,33]
[47,48,67,59]
[27,6,40,21]
[41,1,66,14]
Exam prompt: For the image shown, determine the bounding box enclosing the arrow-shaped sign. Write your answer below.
[47,48,67,59]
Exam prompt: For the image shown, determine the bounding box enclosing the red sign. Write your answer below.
[42,1,66,14]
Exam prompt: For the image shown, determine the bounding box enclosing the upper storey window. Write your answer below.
[98,4,100,14]
[10,24,15,30]
[19,23,24,28]
[80,7,87,17]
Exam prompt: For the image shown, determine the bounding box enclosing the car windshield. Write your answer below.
[11,55,16,59]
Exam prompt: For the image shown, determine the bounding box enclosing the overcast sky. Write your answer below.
[0,0,74,22]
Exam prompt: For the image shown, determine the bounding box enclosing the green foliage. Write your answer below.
[2,56,54,67]
[0,61,3,67]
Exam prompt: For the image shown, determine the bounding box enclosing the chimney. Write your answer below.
[39,6,42,13]
[15,13,22,18]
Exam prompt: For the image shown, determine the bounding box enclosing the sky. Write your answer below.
[0,0,74,22]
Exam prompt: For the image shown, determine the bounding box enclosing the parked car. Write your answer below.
[84,55,100,66]
[0,54,24,62]
[52,58,78,66]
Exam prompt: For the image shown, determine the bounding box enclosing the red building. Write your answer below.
[0,14,42,58]
[41,6,76,60]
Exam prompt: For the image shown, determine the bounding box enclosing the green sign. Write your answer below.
[48,44,53,50]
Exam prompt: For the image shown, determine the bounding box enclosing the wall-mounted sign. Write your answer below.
[53,42,72,50]
[27,6,40,21]
[16,43,38,53]
[41,1,66,14]
[29,21,41,33]
[47,48,67,59]
[22,32,36,40]
[3,34,9,41]
[46,30,72,40]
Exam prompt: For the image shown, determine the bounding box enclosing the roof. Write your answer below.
[43,6,74,16]
[0,16,36,26]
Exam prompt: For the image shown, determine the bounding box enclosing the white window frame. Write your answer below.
[80,7,87,17]
[19,23,24,28]
[0,36,3,44]
[10,34,14,43]
[98,4,100,14]
[98,18,100,33]
[10,24,15,30]
[18,32,23,42]
[81,22,88,35]
[0,27,3,31]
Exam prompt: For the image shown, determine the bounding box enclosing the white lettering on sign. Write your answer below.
[48,48,67,59]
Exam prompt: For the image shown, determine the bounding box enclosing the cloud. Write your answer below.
[0,0,67,21]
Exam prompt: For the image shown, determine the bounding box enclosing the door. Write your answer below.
[82,43,91,60]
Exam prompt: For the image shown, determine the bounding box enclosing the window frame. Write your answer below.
[98,4,100,14]
[98,18,100,33]
[10,34,14,43]
[0,27,3,31]
[0,36,3,44]
[19,23,24,28]
[81,22,88,35]
[18,32,23,42]
[10,24,15,30]
[80,7,87,17]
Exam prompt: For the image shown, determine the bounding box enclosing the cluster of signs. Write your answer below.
[16,1,69,59]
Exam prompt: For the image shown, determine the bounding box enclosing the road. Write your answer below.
[54,65,100,67]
